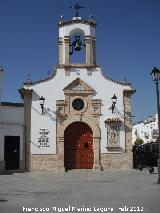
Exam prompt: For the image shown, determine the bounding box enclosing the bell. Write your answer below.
[73,36,82,51]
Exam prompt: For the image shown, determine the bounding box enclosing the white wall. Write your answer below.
[59,23,95,37]
[0,106,24,162]
[0,106,24,124]
[28,67,132,154]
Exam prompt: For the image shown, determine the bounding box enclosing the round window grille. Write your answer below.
[72,98,84,111]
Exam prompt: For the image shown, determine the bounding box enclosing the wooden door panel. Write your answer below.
[64,122,93,169]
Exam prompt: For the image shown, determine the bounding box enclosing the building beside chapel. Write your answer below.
[132,114,158,144]
[0,10,135,173]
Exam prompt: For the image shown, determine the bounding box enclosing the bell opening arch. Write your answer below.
[69,28,86,64]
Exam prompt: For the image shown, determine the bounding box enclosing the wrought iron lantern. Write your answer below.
[39,96,45,115]
[111,94,117,113]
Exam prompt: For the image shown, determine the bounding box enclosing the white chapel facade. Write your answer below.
[0,10,135,172]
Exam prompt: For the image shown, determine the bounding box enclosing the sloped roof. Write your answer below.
[1,102,24,107]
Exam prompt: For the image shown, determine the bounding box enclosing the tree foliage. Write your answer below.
[134,138,144,145]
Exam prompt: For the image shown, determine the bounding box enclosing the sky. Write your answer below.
[0,0,160,123]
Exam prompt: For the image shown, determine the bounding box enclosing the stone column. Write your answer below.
[19,88,33,172]
[57,137,65,171]
[58,37,63,65]
[92,37,96,65]
[64,36,70,64]
[85,36,92,65]
[93,137,102,170]
[123,90,135,168]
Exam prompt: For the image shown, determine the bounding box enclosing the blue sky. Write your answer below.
[0,0,160,123]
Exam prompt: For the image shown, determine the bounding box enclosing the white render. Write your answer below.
[0,104,24,171]
[26,67,132,155]
[132,114,158,144]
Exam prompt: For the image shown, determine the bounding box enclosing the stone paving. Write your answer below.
[0,169,160,213]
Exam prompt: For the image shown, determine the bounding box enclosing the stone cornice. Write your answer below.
[123,89,136,95]
[91,99,102,106]
[18,88,33,99]
[57,64,99,69]
[58,19,96,27]
[1,102,24,107]
[56,100,67,106]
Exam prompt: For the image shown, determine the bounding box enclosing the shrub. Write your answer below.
[134,138,144,145]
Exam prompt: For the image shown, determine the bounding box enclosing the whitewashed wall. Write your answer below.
[28,67,131,154]
[0,106,24,162]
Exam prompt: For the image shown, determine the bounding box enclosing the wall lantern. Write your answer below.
[111,94,117,113]
[69,36,82,55]
[39,96,45,115]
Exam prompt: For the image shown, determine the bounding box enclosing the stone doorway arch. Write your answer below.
[64,122,93,170]
[57,115,101,170]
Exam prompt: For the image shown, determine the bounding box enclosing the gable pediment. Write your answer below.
[63,78,95,94]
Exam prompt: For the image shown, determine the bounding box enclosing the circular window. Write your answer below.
[72,98,84,111]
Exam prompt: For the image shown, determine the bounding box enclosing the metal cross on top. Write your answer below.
[70,2,84,17]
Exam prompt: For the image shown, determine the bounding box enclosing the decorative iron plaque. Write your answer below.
[38,129,50,148]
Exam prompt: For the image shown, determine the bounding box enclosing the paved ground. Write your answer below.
[0,169,160,213]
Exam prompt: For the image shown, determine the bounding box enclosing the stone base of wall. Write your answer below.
[31,155,65,171]
[31,152,133,171]
[101,152,133,170]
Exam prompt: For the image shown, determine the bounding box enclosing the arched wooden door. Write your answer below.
[64,122,94,169]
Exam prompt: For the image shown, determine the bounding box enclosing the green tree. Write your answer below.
[134,138,144,145]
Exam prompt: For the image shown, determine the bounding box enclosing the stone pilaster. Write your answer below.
[93,137,102,170]
[19,88,33,172]
[64,36,70,64]
[123,90,134,168]
[92,37,96,65]
[57,137,65,171]
[58,37,63,65]
[85,36,92,65]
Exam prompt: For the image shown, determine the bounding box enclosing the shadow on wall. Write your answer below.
[109,106,131,123]
[32,106,68,124]
[31,91,68,124]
